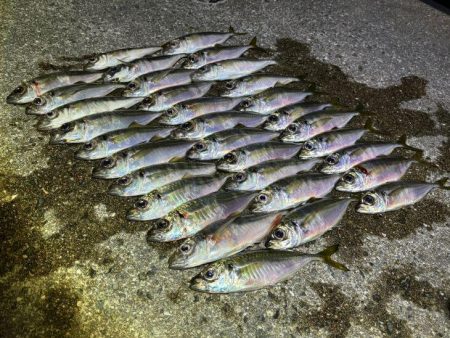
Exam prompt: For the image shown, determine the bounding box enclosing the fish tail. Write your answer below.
[248,37,268,54]
[363,118,388,135]
[397,134,425,157]
[316,244,349,271]
[229,26,247,36]
[435,177,450,190]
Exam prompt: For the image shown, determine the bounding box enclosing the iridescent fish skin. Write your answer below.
[171,111,266,140]
[75,126,174,160]
[6,71,104,104]
[108,162,216,197]
[37,97,143,131]
[336,157,415,193]
[190,245,347,293]
[216,142,302,172]
[281,111,359,143]
[169,212,284,269]
[187,129,279,161]
[92,140,195,179]
[50,110,162,144]
[249,173,341,213]
[137,82,213,112]
[127,174,230,221]
[182,44,254,69]
[25,83,125,115]
[162,31,237,55]
[123,69,195,97]
[222,74,300,98]
[147,191,256,242]
[237,89,311,115]
[103,54,185,83]
[192,59,277,82]
[299,128,367,159]
[319,142,402,174]
[263,103,332,131]
[266,198,353,249]
[224,158,320,191]
[357,181,440,214]
[159,97,244,125]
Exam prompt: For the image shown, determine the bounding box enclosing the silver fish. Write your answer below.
[136,82,213,112]
[103,54,185,83]
[127,174,230,221]
[25,83,125,115]
[190,245,348,293]
[299,128,367,158]
[281,111,359,143]
[249,173,341,213]
[262,103,332,131]
[122,69,195,97]
[37,97,143,130]
[108,162,216,197]
[266,198,354,249]
[169,212,284,269]
[159,97,244,125]
[50,110,162,144]
[192,59,277,82]
[171,111,266,140]
[75,126,174,160]
[222,74,300,97]
[92,139,195,179]
[336,157,416,192]
[216,142,302,172]
[187,129,279,161]
[237,88,311,115]
[224,158,320,191]
[147,191,256,242]
[6,71,104,104]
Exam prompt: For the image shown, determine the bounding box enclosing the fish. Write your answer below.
[336,157,416,192]
[237,88,312,115]
[122,69,195,97]
[262,103,332,131]
[127,174,230,221]
[182,37,258,69]
[266,198,354,249]
[74,125,174,159]
[191,59,277,82]
[158,97,245,125]
[108,162,216,197]
[102,54,186,83]
[25,83,125,115]
[356,180,447,214]
[187,129,279,161]
[146,191,256,242]
[171,111,266,140]
[161,28,244,55]
[280,111,359,143]
[222,74,300,97]
[223,158,320,191]
[298,128,367,158]
[49,110,162,144]
[136,82,213,112]
[190,245,348,293]
[6,71,104,104]
[37,97,143,131]
[249,173,341,213]
[92,139,196,179]
[216,142,302,172]
[169,212,284,269]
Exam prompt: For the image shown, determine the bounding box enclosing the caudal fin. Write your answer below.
[316,244,349,271]
[229,26,246,36]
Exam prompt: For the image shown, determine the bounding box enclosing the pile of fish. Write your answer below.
[7,28,447,293]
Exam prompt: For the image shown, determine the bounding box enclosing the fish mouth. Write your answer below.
[167,254,186,270]
[49,134,66,145]
[108,184,126,196]
[25,106,41,115]
[146,228,167,243]
[6,94,22,105]
[126,209,144,221]
[189,276,207,292]
[74,150,91,160]
[36,119,54,131]
[92,167,117,180]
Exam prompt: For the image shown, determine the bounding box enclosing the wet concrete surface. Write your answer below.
[0,0,449,337]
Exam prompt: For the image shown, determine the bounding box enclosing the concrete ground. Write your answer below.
[0,0,449,337]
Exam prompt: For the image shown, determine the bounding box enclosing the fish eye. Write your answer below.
[224,152,237,163]
[179,243,192,253]
[362,194,376,205]
[33,97,44,106]
[181,121,193,130]
[46,111,56,118]
[199,65,210,73]
[100,157,115,168]
[170,40,180,48]
[287,124,298,133]
[257,193,268,203]
[241,100,251,108]
[120,151,129,158]
[127,82,137,90]
[188,54,198,62]
[194,142,206,151]
[325,155,338,165]
[138,170,146,177]
[273,228,285,240]
[60,123,72,132]
[117,175,131,186]
[13,85,26,94]
[234,172,246,182]
[84,141,95,150]
[88,55,97,63]
[166,108,176,116]
[143,97,154,105]
[304,142,314,150]
[204,269,215,280]
[135,199,148,209]
[180,104,187,110]
[343,173,355,183]
[107,67,118,76]
[225,81,235,89]
[268,115,279,122]
[156,219,169,229]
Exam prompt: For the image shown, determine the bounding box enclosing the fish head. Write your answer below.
[25,94,51,115]
[280,120,310,142]
[127,190,170,221]
[159,103,192,125]
[221,80,239,97]
[236,97,256,112]
[248,189,277,213]
[191,64,215,82]
[7,81,36,104]
[108,173,141,196]
[137,95,157,111]
[190,261,236,293]
[122,79,145,97]
[171,119,202,139]
[262,111,286,131]
[83,54,105,70]
[357,191,387,213]
[75,138,108,160]
[92,150,131,179]
[36,106,68,130]
[224,170,257,191]
[102,65,126,83]
[216,149,246,172]
[266,222,297,249]
[187,140,214,160]
[319,152,348,174]
[161,38,185,55]
[298,138,322,158]
[168,237,204,269]
[50,120,85,144]
[146,214,185,242]
[335,168,365,192]
[182,52,204,69]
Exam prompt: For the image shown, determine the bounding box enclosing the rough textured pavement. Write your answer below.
[0,0,449,337]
